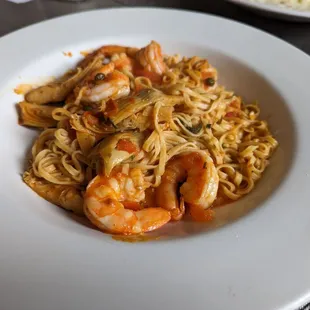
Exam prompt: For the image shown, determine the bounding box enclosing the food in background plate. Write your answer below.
[249,0,310,11]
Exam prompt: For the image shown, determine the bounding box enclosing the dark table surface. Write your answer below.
[0,1,309,309]
[1,0,310,55]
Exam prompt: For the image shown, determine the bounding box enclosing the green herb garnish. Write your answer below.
[187,122,202,134]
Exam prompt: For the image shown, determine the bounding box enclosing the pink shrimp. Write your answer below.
[156,151,219,221]
[84,168,171,235]
[136,41,167,75]
[80,63,130,102]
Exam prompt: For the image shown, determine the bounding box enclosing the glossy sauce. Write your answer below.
[14,84,33,95]
[112,234,161,243]
[211,194,233,208]
[63,51,73,57]
[80,50,91,57]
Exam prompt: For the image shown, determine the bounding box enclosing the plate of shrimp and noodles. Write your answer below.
[3,7,310,310]
[18,39,278,236]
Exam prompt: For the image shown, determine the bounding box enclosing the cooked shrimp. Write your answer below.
[111,53,134,72]
[81,63,130,102]
[156,151,219,221]
[85,62,115,82]
[79,45,138,69]
[136,41,167,75]
[97,45,138,58]
[84,168,171,235]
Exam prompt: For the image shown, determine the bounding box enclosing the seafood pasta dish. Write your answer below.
[18,41,278,235]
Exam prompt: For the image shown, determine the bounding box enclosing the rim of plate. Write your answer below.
[1,7,310,310]
[227,0,310,18]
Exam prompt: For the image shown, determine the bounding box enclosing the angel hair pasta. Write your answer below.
[18,40,278,235]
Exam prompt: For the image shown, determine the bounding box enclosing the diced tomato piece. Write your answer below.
[104,99,118,117]
[84,112,99,125]
[116,139,138,154]
[225,111,236,118]
[201,72,214,80]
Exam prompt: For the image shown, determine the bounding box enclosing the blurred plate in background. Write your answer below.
[226,0,310,21]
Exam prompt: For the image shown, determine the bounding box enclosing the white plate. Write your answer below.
[0,7,309,310]
[227,0,310,21]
